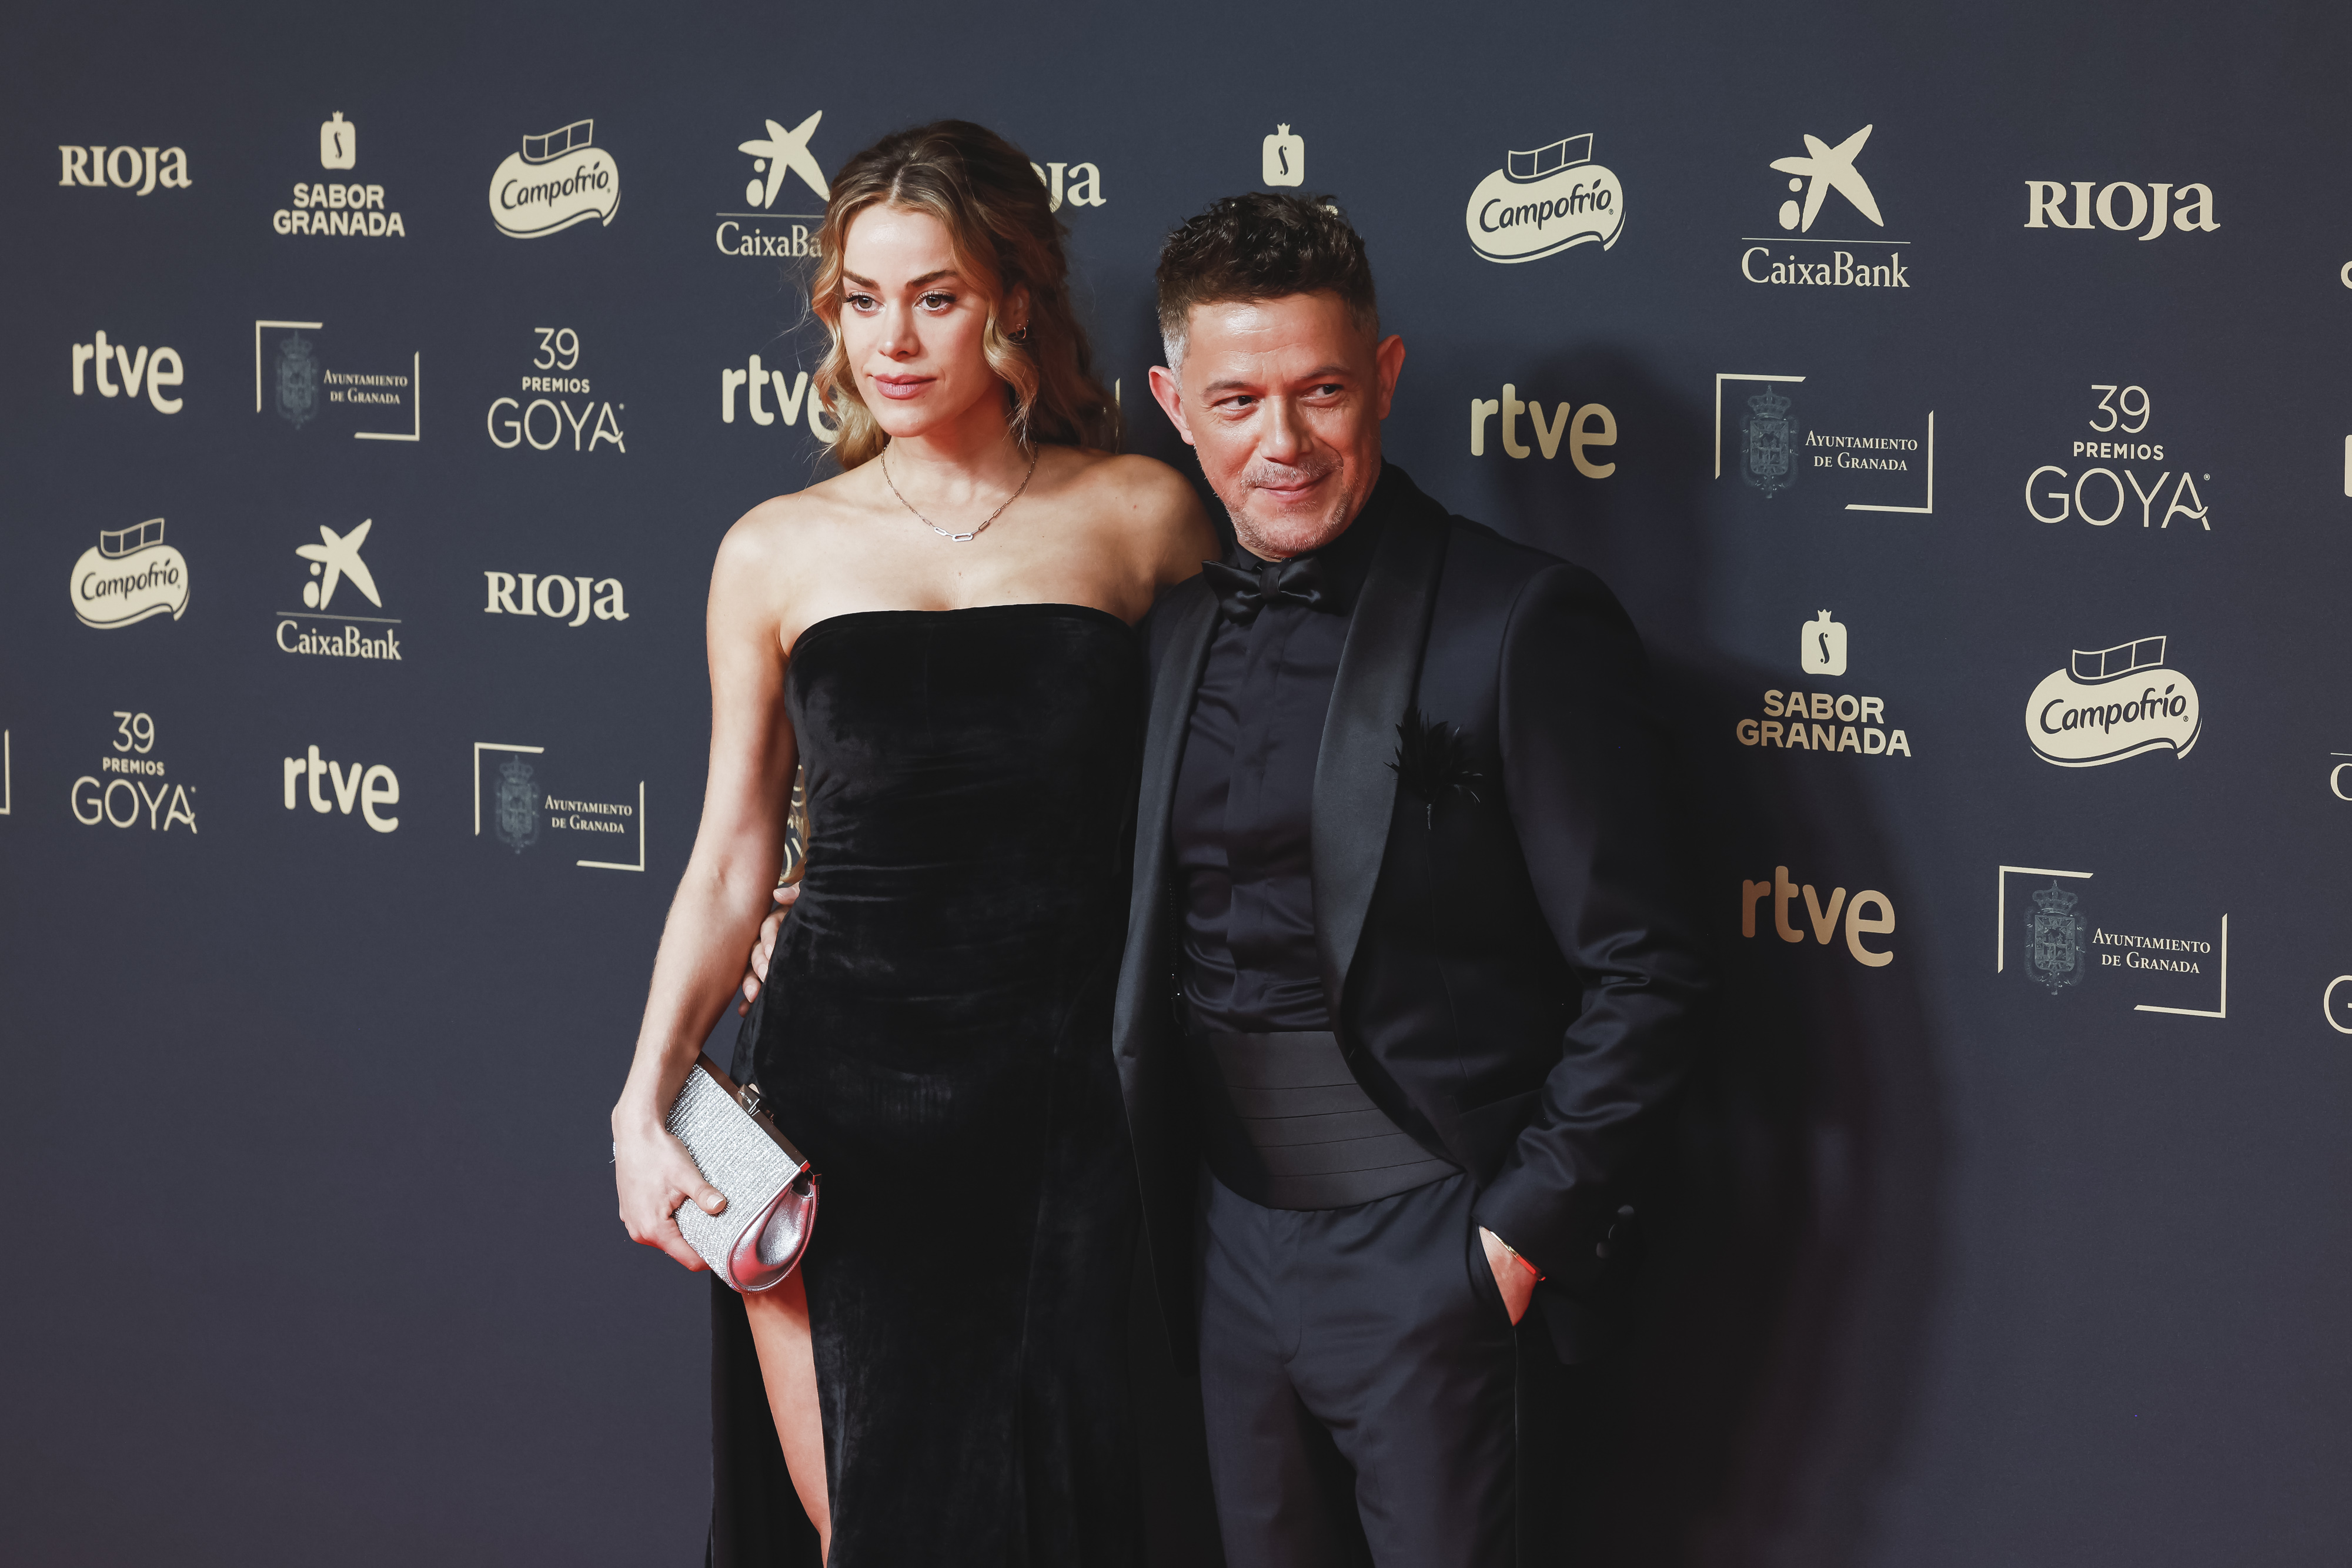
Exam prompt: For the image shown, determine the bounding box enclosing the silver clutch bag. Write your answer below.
[663,1053,818,1293]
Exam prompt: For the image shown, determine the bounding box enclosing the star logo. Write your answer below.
[739,112,829,210]
[1770,125,1884,233]
[296,518,382,610]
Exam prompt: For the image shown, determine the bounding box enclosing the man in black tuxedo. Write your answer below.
[1124,192,1711,1567]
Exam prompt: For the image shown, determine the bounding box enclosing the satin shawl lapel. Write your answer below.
[1112,576,1218,1071]
[1311,493,1451,1018]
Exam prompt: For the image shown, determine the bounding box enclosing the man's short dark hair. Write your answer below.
[1155,192,1378,366]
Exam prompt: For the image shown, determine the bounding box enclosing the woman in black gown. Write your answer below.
[608,122,1214,1566]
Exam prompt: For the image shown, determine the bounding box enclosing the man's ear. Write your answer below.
[1372,334,1406,422]
[1147,365,1195,447]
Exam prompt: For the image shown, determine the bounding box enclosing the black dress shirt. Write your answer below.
[1173,489,1392,1033]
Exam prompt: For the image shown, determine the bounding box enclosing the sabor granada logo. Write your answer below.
[2025,636,2200,767]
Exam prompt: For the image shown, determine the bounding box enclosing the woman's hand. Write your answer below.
[614,1119,730,1271]
[736,882,801,1013]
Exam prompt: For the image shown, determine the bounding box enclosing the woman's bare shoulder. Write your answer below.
[1077,452,1215,566]
[716,470,864,569]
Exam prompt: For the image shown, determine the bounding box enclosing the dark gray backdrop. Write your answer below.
[5,2,2350,1564]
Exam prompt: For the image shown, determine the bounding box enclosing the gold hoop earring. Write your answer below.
[1008,323,1030,344]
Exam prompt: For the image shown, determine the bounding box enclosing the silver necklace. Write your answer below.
[881,443,1038,542]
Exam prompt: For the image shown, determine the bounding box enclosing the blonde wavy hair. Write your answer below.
[810,121,1118,470]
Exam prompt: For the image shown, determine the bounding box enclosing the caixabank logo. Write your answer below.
[1739,123,1912,291]
[2024,636,2200,767]
[473,741,643,872]
[1997,865,2227,1019]
[718,111,828,259]
[1466,133,1623,262]
[275,518,402,663]
[1714,373,1933,514]
[256,319,419,442]
[71,517,188,629]
[489,119,619,238]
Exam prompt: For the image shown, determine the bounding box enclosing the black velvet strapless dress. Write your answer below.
[711,604,1145,1568]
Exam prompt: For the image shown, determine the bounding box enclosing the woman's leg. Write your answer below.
[742,1269,831,1560]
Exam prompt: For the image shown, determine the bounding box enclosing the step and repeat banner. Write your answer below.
[4,3,2349,1565]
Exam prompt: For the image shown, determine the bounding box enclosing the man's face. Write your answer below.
[1148,291,1405,560]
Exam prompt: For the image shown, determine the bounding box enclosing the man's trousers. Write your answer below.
[1195,1169,1518,1568]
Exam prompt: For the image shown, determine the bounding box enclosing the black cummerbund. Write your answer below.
[1190,1028,1459,1210]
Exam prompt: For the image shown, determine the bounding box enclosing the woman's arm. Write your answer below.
[610,513,800,1271]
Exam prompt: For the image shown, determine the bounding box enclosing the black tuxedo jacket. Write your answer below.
[1112,465,1711,1367]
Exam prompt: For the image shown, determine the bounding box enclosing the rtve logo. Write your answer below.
[1739,867,1895,966]
[721,353,837,442]
[2024,180,2217,239]
[58,144,192,195]
[283,745,400,833]
[70,330,183,413]
[1468,384,1616,476]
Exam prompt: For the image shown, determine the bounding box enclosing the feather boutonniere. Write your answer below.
[1389,708,1488,827]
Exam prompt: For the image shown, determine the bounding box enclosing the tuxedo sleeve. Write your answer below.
[1468,562,1712,1292]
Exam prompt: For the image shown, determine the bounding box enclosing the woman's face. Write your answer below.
[836,204,1013,442]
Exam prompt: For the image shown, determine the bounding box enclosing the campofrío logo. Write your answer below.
[719,112,828,259]
[70,330,184,414]
[2024,636,2200,767]
[1741,123,1910,290]
[276,518,401,661]
[273,113,407,238]
[1466,133,1623,262]
[58,144,192,195]
[72,517,188,628]
[487,327,624,453]
[490,119,619,238]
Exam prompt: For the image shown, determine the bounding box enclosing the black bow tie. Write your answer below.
[1201,554,1333,626]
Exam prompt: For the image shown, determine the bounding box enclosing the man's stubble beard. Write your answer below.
[1221,456,1360,562]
